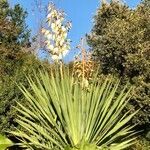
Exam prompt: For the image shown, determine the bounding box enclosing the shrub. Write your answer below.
[10,68,137,150]
[87,1,150,133]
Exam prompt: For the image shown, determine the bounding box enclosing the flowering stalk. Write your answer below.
[73,38,95,88]
[42,3,71,62]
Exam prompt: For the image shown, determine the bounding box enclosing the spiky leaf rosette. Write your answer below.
[11,69,137,150]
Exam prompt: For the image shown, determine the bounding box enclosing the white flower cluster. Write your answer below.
[42,3,72,61]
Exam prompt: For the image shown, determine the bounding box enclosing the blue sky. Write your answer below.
[10,0,141,61]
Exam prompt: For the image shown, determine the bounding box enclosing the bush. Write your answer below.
[87,1,150,133]
[10,68,137,150]
[0,52,46,134]
[0,0,51,136]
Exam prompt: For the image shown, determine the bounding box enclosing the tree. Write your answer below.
[0,0,31,76]
[87,1,150,133]
[0,0,30,47]
[0,0,49,136]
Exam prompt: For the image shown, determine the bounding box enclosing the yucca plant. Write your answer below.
[10,69,137,150]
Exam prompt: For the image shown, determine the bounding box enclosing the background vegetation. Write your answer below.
[0,0,49,135]
[87,0,150,145]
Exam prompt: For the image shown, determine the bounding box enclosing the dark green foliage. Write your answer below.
[0,52,43,133]
[0,0,31,77]
[0,0,30,48]
[0,0,49,135]
[87,1,150,132]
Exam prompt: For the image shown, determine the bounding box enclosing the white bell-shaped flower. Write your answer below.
[47,44,54,51]
[55,41,59,47]
[53,10,57,15]
[47,13,52,19]
[52,34,56,40]
[57,36,62,42]
[51,23,56,30]
[64,43,70,50]
[48,4,53,12]
[60,16,64,22]
[48,21,52,27]
[53,26,59,33]
[44,30,50,36]
[61,26,66,32]
[51,54,62,60]
[51,55,59,60]
[58,54,63,59]
[57,23,62,28]
[50,12,54,18]
[47,33,53,40]
[53,47,59,53]
[60,39,65,46]
[56,19,62,25]
[62,49,69,57]
[62,32,67,39]
[61,44,67,52]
